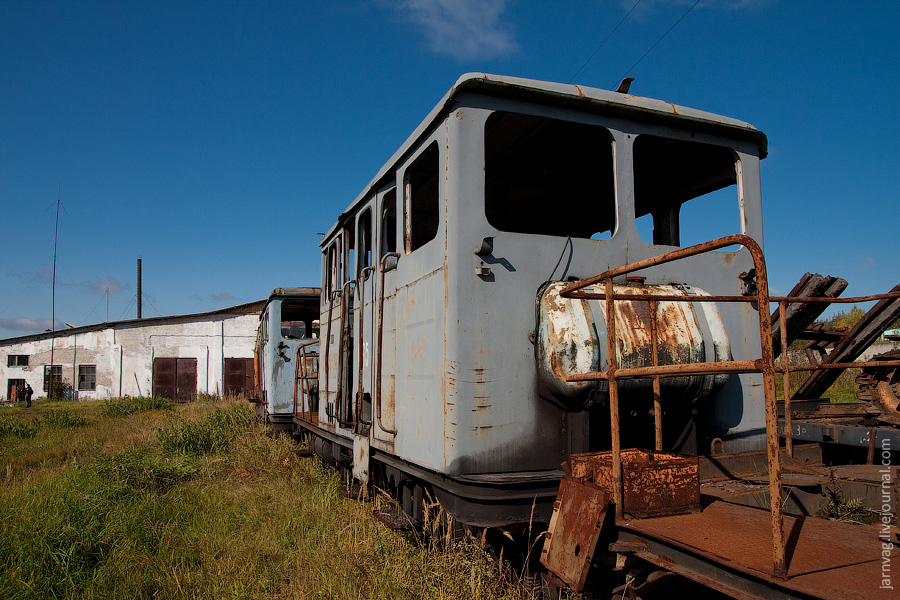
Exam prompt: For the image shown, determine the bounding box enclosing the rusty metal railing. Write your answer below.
[293,340,319,417]
[556,233,900,581]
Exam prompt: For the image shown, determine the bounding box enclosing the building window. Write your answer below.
[7,355,28,367]
[78,365,96,391]
[43,365,62,392]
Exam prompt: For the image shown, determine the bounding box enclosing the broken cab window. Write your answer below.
[405,143,440,253]
[633,135,739,247]
[281,298,319,339]
[484,111,615,239]
[357,208,372,279]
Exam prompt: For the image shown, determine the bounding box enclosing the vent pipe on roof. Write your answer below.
[137,259,142,319]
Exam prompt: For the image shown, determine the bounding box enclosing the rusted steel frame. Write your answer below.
[564,359,761,381]
[775,359,900,373]
[649,298,662,452]
[561,357,900,381]
[779,302,793,457]
[565,290,900,304]
[295,340,318,416]
[293,344,301,416]
[559,234,756,297]
[323,289,339,421]
[605,277,625,523]
[867,428,878,465]
[375,253,400,435]
[772,290,900,304]
[356,266,376,426]
[560,234,788,580]
[334,279,356,428]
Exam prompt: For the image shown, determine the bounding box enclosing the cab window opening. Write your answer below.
[357,208,373,278]
[633,134,739,247]
[404,142,440,253]
[484,111,615,239]
[380,188,397,257]
[343,222,355,286]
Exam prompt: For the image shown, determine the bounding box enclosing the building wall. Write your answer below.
[1,313,259,402]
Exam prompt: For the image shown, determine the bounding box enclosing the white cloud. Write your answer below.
[212,293,242,304]
[855,255,876,271]
[0,317,60,332]
[395,0,519,60]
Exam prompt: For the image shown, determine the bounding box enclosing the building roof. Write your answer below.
[0,299,268,345]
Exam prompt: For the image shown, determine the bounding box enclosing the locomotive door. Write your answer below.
[323,240,345,425]
[375,187,398,439]
[352,206,375,483]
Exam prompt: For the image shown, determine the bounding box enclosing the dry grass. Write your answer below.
[0,397,551,600]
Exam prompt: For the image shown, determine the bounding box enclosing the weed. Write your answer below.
[42,408,89,428]
[102,395,175,416]
[157,404,254,455]
[0,417,38,439]
[817,469,878,524]
[94,448,199,493]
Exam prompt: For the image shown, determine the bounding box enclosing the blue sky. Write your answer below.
[1,0,897,340]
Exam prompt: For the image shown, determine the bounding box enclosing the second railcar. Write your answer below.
[254,287,320,432]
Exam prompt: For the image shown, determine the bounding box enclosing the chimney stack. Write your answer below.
[137,258,142,319]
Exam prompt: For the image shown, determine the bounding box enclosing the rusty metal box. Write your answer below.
[570,448,700,518]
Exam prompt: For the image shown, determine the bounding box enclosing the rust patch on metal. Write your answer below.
[540,476,609,591]
[570,449,700,518]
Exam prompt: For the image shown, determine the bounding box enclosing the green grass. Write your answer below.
[0,397,548,600]
[779,350,863,403]
[101,395,175,416]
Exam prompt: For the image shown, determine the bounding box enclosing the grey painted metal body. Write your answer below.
[314,74,770,524]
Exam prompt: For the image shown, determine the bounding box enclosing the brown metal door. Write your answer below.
[176,358,197,402]
[153,358,177,399]
[153,358,197,401]
[224,358,253,397]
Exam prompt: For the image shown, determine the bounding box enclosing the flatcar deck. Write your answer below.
[618,501,894,599]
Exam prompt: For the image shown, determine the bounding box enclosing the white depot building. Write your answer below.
[1,301,264,403]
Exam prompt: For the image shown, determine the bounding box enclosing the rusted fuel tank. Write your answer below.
[536,281,731,411]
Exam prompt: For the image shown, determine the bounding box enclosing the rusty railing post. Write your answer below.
[753,254,787,580]
[779,301,793,458]
[649,298,663,452]
[605,277,625,523]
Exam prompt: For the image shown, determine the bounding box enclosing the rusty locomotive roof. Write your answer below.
[321,73,768,246]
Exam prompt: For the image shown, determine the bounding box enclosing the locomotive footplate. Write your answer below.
[616,501,896,600]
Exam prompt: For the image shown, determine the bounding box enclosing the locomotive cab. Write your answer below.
[309,74,769,527]
[254,288,320,432]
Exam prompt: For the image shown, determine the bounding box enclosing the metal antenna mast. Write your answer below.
[49,188,61,399]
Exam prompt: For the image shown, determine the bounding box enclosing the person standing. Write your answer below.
[24,383,33,408]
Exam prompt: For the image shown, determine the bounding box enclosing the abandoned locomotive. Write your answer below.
[296,73,769,526]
